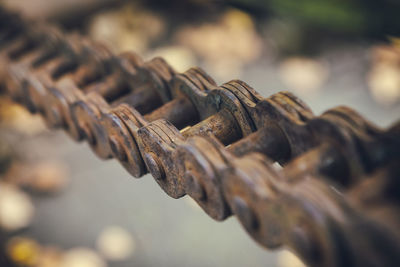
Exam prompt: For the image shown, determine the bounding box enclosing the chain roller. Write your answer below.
[1,8,399,266]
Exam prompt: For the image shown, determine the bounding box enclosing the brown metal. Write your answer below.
[0,8,399,267]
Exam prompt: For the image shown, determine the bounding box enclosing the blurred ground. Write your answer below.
[0,0,399,267]
[0,123,278,267]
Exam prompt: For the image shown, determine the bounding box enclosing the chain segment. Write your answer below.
[1,8,399,267]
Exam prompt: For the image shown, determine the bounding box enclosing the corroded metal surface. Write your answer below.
[0,7,399,267]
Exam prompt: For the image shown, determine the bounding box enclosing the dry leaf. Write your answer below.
[0,183,34,231]
[6,236,41,266]
[279,57,329,93]
[61,248,107,267]
[96,226,135,261]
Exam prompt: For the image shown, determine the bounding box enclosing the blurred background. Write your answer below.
[0,0,399,266]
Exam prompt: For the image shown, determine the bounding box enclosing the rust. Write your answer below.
[0,8,399,266]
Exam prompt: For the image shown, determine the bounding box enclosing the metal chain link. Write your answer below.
[1,8,399,267]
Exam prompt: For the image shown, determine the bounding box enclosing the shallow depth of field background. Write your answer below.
[0,0,399,266]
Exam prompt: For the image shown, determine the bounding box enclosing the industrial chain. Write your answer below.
[1,8,399,267]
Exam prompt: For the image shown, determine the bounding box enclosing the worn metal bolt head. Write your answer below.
[81,123,95,145]
[144,153,165,180]
[109,136,127,162]
[184,171,205,201]
[290,226,319,264]
[49,106,62,127]
[232,196,258,231]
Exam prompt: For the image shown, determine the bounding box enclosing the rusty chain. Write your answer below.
[0,8,399,267]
